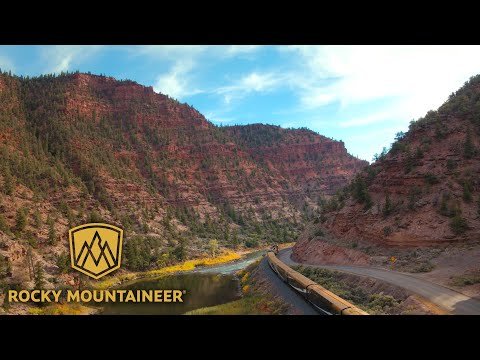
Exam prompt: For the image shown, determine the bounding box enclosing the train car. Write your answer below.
[266,251,368,315]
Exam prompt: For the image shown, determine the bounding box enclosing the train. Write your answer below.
[266,251,368,315]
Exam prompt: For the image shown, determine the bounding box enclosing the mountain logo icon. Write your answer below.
[69,223,123,280]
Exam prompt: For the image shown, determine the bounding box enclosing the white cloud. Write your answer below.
[134,45,264,101]
[0,55,15,72]
[41,45,103,74]
[215,71,282,103]
[135,45,208,60]
[224,45,262,56]
[154,59,202,99]
[284,45,480,120]
[339,111,398,128]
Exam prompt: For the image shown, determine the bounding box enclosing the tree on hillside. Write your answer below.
[47,215,56,245]
[56,252,70,274]
[208,239,219,258]
[0,255,12,279]
[2,167,14,195]
[383,194,393,217]
[33,208,42,228]
[464,128,475,159]
[14,208,27,233]
[33,262,45,289]
[231,230,239,249]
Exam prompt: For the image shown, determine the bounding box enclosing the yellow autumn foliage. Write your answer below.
[96,250,240,289]
[28,303,96,315]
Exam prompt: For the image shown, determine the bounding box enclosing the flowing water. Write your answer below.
[101,250,265,315]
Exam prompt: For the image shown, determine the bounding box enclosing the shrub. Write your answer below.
[314,228,324,237]
[462,180,473,202]
[383,194,393,217]
[424,173,439,185]
[368,293,399,312]
[14,207,28,233]
[464,129,475,159]
[408,187,421,210]
[446,159,456,171]
[411,262,435,273]
[0,214,9,233]
[245,238,258,248]
[383,226,392,236]
[450,215,468,235]
[56,252,70,274]
[438,192,457,217]
[88,210,103,223]
[0,255,12,279]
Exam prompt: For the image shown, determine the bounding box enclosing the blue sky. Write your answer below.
[2,45,480,162]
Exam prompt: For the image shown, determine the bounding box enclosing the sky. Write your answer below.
[1,45,480,162]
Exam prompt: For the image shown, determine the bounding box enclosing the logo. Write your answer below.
[69,223,123,280]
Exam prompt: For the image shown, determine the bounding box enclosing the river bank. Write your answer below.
[14,247,266,315]
[186,259,290,315]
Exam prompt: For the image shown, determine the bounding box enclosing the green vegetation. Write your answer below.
[208,239,219,258]
[33,262,45,289]
[14,207,28,233]
[0,213,10,234]
[187,261,288,315]
[450,270,480,287]
[0,255,12,280]
[450,214,468,235]
[408,187,421,210]
[1,166,14,195]
[294,266,401,314]
[55,252,70,274]
[47,216,56,245]
[464,128,475,159]
[314,228,325,237]
[383,226,392,236]
[462,178,473,202]
[446,158,456,171]
[424,173,440,185]
[410,261,435,273]
[350,175,372,209]
[383,194,393,217]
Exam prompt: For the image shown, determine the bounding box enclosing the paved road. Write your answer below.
[258,256,318,315]
[278,248,480,315]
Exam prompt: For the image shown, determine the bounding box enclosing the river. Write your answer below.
[101,250,266,314]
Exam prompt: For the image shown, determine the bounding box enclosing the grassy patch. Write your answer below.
[186,296,284,315]
[28,303,97,315]
[450,270,480,287]
[409,262,435,273]
[187,260,288,315]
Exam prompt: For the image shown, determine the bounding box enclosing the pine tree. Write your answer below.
[47,216,56,245]
[26,247,34,280]
[0,255,11,279]
[383,194,393,216]
[2,167,14,195]
[464,128,475,159]
[33,208,42,228]
[231,230,239,249]
[15,207,27,233]
[33,262,45,289]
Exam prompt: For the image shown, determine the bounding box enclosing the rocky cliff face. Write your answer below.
[0,71,366,286]
[294,75,480,265]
